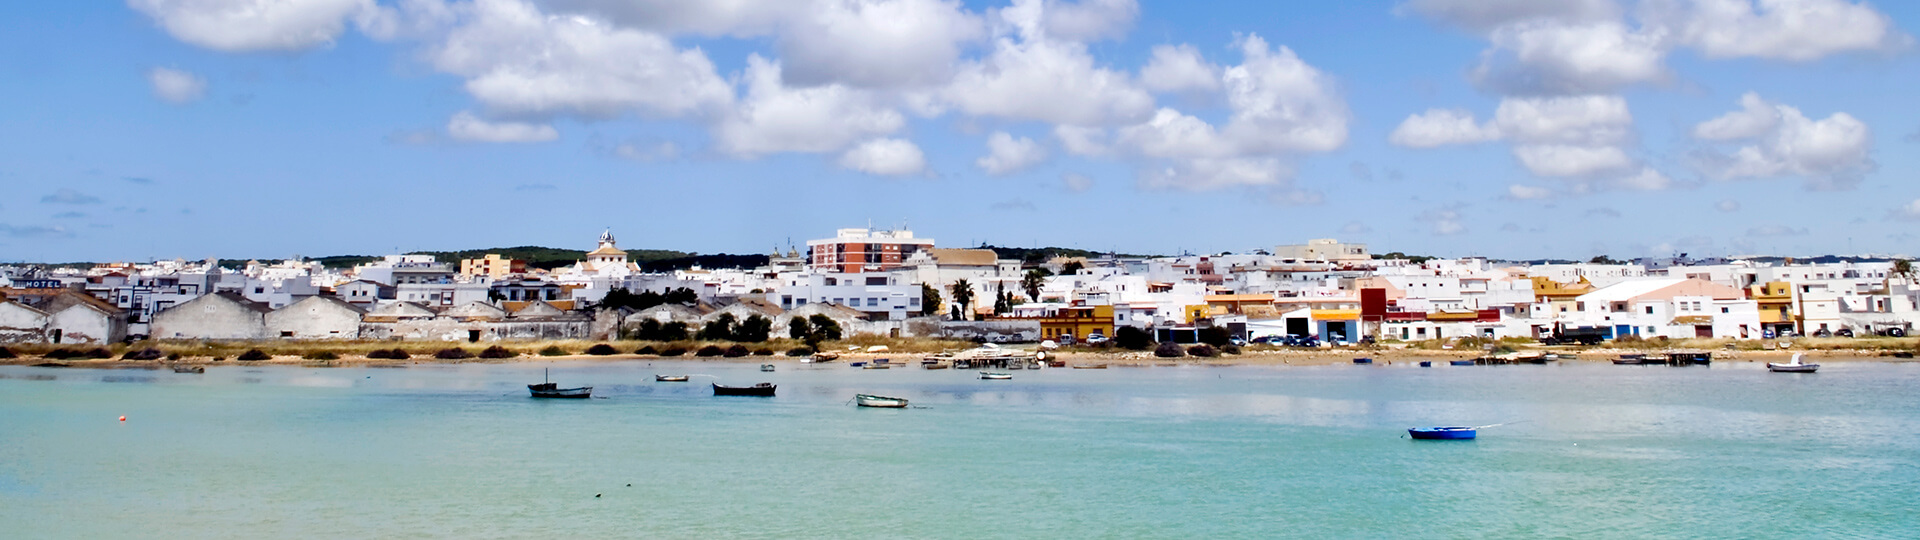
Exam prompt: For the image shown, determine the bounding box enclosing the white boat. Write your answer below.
[980,372,1012,380]
[1768,353,1819,373]
[855,394,909,408]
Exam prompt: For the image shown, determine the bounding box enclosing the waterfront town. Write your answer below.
[0,227,1914,350]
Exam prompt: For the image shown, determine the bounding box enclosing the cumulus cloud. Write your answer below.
[1716,199,1741,212]
[1389,108,1500,148]
[1037,0,1138,42]
[1690,92,1873,190]
[1473,21,1669,95]
[1893,199,1920,221]
[1640,0,1911,61]
[1419,206,1467,236]
[1139,44,1220,93]
[541,0,800,36]
[944,19,1152,125]
[1399,0,1619,33]
[147,67,207,104]
[976,132,1047,175]
[128,0,377,52]
[1061,172,1093,192]
[777,0,984,88]
[839,138,927,176]
[1053,125,1109,156]
[1116,34,1347,189]
[446,111,559,142]
[429,0,733,119]
[1506,184,1553,200]
[42,189,102,205]
[714,56,904,156]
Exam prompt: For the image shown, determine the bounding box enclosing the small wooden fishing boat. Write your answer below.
[1768,353,1819,373]
[1449,360,1475,366]
[1047,360,1067,368]
[1408,426,1476,440]
[923,362,949,370]
[1418,361,1432,368]
[863,363,890,369]
[172,365,205,374]
[848,361,866,368]
[713,382,777,396]
[979,372,1012,380]
[761,364,776,372]
[855,394,909,408]
[1352,357,1373,364]
[921,358,941,365]
[873,358,890,364]
[1071,364,1108,369]
[655,375,688,382]
[1670,352,1712,365]
[1613,354,1648,365]
[529,368,591,398]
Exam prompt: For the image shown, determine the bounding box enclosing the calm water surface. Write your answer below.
[3,359,1917,538]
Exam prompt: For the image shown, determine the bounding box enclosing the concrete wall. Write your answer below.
[266,298,363,339]
[359,319,591,342]
[152,296,267,340]
[0,302,48,343]
[930,320,1041,343]
[49,307,124,344]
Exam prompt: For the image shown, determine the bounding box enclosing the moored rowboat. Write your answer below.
[855,394,909,408]
[655,375,688,382]
[979,372,1012,380]
[713,382,777,396]
[1408,426,1477,440]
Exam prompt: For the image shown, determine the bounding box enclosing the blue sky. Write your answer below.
[3,0,1918,263]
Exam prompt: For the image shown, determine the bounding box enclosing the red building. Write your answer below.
[805,228,934,273]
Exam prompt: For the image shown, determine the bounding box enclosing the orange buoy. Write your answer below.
[118,416,127,422]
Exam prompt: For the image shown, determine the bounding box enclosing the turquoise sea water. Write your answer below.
[3,359,1918,538]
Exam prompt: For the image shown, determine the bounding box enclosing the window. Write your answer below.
[910,297,920,306]
[1644,306,1654,314]
[833,298,843,305]
[867,298,878,307]
[1721,307,1729,314]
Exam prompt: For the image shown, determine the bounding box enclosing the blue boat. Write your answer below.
[1408,426,1477,440]
[848,361,866,368]
[1353,358,1372,364]
[1449,360,1475,366]
[1418,361,1432,367]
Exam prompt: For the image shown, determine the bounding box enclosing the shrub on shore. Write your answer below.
[366,349,392,359]
[479,346,516,359]
[0,346,14,359]
[660,346,688,357]
[1154,342,1185,358]
[1115,326,1154,350]
[695,345,724,357]
[786,347,812,357]
[302,351,340,361]
[1220,344,1243,355]
[434,348,473,360]
[236,349,271,361]
[635,345,658,355]
[387,349,411,360]
[752,347,775,356]
[1186,344,1218,358]
[585,344,619,356]
[123,348,166,361]
[723,344,750,357]
[539,345,568,357]
[167,353,182,361]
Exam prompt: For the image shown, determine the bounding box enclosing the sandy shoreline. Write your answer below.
[5,346,1912,370]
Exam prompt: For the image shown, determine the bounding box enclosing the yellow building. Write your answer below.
[1749,281,1794,333]
[459,254,526,281]
[1037,305,1115,341]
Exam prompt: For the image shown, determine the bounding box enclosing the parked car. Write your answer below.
[1085,334,1109,345]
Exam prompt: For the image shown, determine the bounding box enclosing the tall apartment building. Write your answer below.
[806,228,934,273]
[460,254,527,281]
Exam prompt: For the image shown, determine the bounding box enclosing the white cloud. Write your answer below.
[1399,0,1620,33]
[1716,199,1741,212]
[1037,0,1138,42]
[429,0,733,119]
[1475,21,1669,95]
[976,132,1048,175]
[1507,184,1553,199]
[147,67,207,104]
[1894,199,1920,221]
[1139,44,1221,93]
[713,56,904,156]
[1641,0,1910,61]
[446,111,558,142]
[777,0,984,88]
[839,138,927,176]
[1614,167,1672,190]
[1061,172,1093,192]
[1419,207,1467,236]
[541,0,799,37]
[1512,144,1633,177]
[944,2,1153,126]
[1389,108,1500,148]
[1691,92,1873,190]
[1115,35,1347,190]
[1053,125,1110,156]
[1492,94,1632,145]
[128,0,376,52]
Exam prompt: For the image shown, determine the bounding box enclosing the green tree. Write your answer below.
[788,316,812,340]
[663,287,698,305]
[1115,326,1154,350]
[699,313,737,341]
[734,315,773,342]
[1589,255,1623,265]
[1021,269,1047,302]
[949,279,975,320]
[920,284,941,316]
[634,319,663,341]
[658,321,691,341]
[1197,326,1232,347]
[808,314,843,341]
[1061,261,1084,275]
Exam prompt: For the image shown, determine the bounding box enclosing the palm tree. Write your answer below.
[949,279,974,320]
[1021,269,1047,301]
